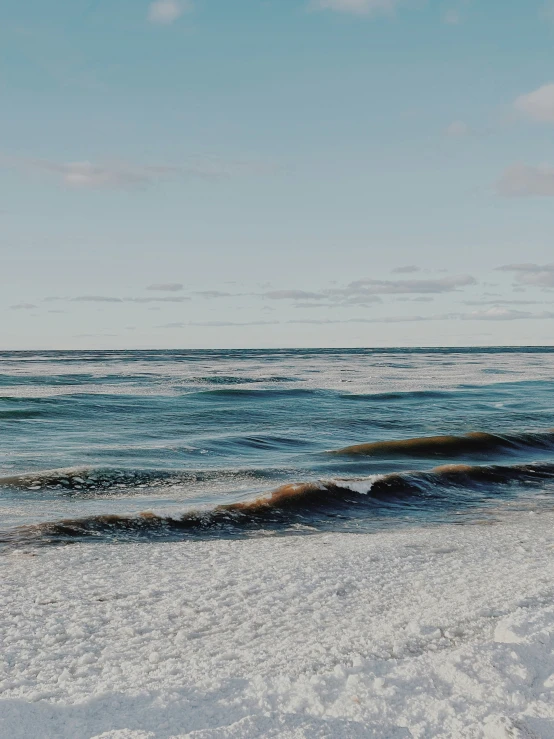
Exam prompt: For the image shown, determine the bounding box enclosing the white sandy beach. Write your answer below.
[1,512,554,739]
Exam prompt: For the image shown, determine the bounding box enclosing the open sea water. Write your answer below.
[2,347,554,548]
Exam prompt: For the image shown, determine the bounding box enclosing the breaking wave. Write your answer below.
[4,460,554,546]
[332,430,554,458]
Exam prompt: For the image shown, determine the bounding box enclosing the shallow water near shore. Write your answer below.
[2,347,554,547]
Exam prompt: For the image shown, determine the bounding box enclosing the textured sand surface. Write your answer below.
[1,512,554,738]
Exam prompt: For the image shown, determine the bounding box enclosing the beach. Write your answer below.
[2,509,554,738]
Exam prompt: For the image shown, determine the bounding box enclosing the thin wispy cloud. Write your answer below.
[348,275,476,294]
[65,295,192,304]
[310,0,404,16]
[463,299,542,306]
[29,160,180,189]
[391,265,420,274]
[128,297,191,303]
[443,9,460,24]
[289,308,554,324]
[466,307,554,321]
[72,295,123,303]
[265,290,328,301]
[540,2,554,24]
[74,333,119,339]
[147,283,184,292]
[288,315,445,324]
[329,294,383,306]
[10,303,37,310]
[194,291,234,298]
[148,0,193,25]
[445,120,470,137]
[397,296,434,302]
[26,292,238,310]
[191,320,280,327]
[263,275,476,309]
[514,83,554,123]
[289,302,334,309]
[3,155,272,191]
[161,320,280,328]
[496,263,554,287]
[264,289,381,307]
[496,263,554,273]
[496,164,554,197]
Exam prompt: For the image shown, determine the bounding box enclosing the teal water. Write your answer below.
[1,348,554,545]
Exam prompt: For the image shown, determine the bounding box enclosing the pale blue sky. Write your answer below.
[2,0,554,348]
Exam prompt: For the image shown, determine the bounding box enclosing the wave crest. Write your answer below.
[5,461,554,546]
[332,430,554,458]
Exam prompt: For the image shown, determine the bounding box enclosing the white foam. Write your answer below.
[332,476,385,494]
[1,512,554,738]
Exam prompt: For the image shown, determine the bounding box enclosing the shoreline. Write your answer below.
[1,512,554,738]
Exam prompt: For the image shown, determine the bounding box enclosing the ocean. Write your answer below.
[2,347,554,548]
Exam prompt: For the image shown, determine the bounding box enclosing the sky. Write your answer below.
[2,0,554,349]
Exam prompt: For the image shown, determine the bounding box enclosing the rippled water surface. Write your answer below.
[2,348,554,546]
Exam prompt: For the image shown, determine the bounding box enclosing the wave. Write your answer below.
[331,430,554,458]
[206,434,311,451]
[340,390,448,402]
[0,466,277,493]
[0,409,46,419]
[0,467,170,492]
[6,460,554,545]
[193,387,316,399]
[192,375,296,385]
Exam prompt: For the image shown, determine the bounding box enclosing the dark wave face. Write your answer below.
[5,461,554,547]
[2,347,554,548]
[331,430,554,458]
